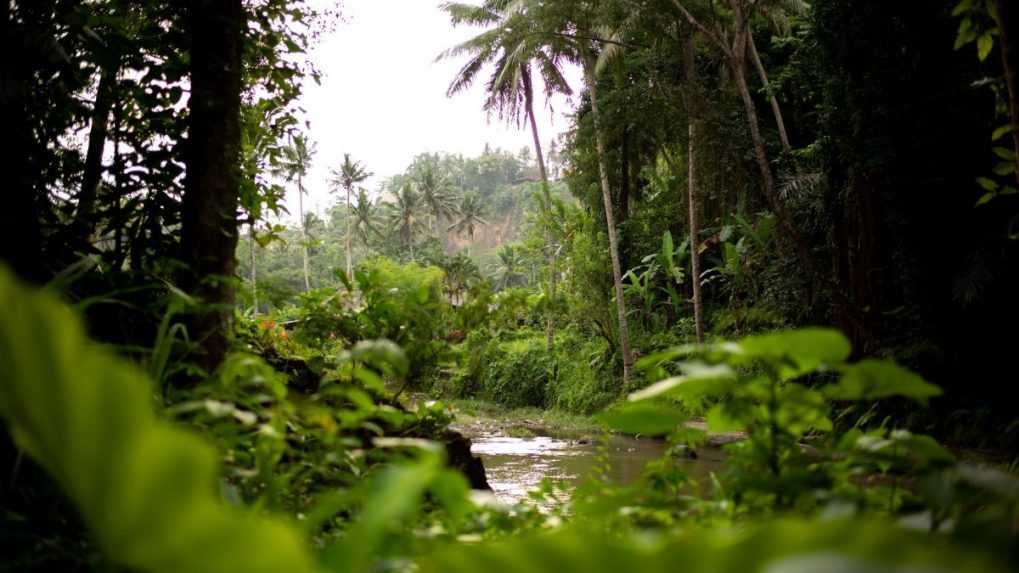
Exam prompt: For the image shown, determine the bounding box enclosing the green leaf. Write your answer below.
[955,18,976,49]
[324,453,443,572]
[628,363,736,402]
[825,360,942,403]
[977,34,994,61]
[597,401,688,435]
[975,191,996,206]
[737,329,851,379]
[992,146,1016,160]
[705,404,743,433]
[634,344,702,370]
[991,124,1012,141]
[952,1,974,17]
[421,519,1006,573]
[976,176,998,191]
[0,268,322,573]
[992,160,1016,176]
[429,469,474,527]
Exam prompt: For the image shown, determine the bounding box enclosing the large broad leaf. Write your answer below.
[420,519,1003,573]
[737,329,851,379]
[628,363,736,402]
[597,401,688,436]
[825,360,942,403]
[323,450,444,572]
[0,268,323,573]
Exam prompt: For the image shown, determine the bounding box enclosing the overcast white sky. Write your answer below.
[285,0,580,222]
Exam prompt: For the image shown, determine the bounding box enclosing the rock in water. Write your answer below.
[443,431,491,490]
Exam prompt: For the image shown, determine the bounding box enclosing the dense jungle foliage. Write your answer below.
[2,0,1019,572]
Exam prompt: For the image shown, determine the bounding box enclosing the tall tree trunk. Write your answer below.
[76,64,118,244]
[523,68,556,351]
[995,0,1019,188]
[731,37,813,274]
[298,176,311,290]
[683,37,706,343]
[112,100,125,269]
[249,224,258,315]
[584,57,635,387]
[747,29,791,154]
[180,0,244,374]
[0,2,44,283]
[687,121,705,343]
[620,126,631,222]
[674,0,815,283]
[442,213,452,254]
[345,185,353,280]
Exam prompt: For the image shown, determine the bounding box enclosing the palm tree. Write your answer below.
[493,244,526,289]
[593,6,706,342]
[440,252,481,305]
[248,224,259,314]
[330,154,371,280]
[440,0,572,349]
[414,163,459,250]
[272,134,316,291]
[580,45,637,386]
[448,193,488,243]
[683,37,706,343]
[350,188,382,249]
[386,183,427,260]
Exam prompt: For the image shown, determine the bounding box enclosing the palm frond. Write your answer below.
[440,2,501,27]
[779,171,823,199]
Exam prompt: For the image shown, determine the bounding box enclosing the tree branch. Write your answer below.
[671,0,729,57]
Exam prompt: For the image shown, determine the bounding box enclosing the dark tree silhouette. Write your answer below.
[180,0,245,374]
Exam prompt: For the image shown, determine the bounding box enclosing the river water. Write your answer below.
[471,433,726,505]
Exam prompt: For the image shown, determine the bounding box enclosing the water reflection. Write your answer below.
[472,434,722,505]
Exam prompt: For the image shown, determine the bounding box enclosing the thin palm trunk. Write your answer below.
[249,225,258,314]
[687,121,705,343]
[436,211,450,254]
[298,174,310,291]
[584,57,635,387]
[523,69,556,351]
[345,186,353,280]
[683,38,705,343]
[747,29,791,154]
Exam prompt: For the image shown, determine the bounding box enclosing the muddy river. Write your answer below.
[470,433,726,505]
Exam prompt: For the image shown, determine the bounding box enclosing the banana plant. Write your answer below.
[650,230,690,313]
[627,231,692,328]
[623,264,658,329]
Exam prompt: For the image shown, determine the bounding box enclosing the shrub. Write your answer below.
[282,258,450,384]
[476,334,552,409]
[454,328,619,414]
[353,258,449,381]
[546,331,617,414]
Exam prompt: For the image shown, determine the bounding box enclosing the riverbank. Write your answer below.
[447,398,605,441]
